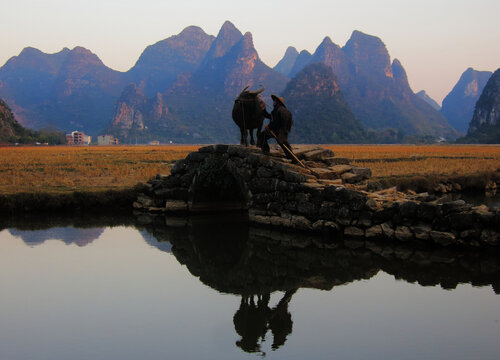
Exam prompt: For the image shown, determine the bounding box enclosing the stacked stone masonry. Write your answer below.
[134,145,500,248]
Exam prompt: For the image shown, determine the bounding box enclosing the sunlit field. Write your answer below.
[327,144,500,178]
[0,145,199,194]
[1,144,499,195]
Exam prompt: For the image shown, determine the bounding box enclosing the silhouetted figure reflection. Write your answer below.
[233,289,297,354]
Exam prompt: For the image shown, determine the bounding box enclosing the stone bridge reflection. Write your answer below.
[2,211,498,354]
[137,212,500,353]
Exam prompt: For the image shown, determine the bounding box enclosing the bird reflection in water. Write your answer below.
[233,289,297,355]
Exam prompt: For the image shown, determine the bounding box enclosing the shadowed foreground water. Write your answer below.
[0,212,499,360]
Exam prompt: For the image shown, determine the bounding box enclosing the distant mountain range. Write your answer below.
[107,21,288,143]
[458,68,500,143]
[0,97,64,144]
[284,63,366,143]
[0,46,126,134]
[0,98,23,141]
[416,91,440,111]
[274,31,457,141]
[440,68,492,134]
[1,21,495,144]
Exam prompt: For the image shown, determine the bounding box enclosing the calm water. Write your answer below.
[0,213,499,360]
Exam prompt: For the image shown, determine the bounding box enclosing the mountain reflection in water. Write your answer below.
[1,211,499,356]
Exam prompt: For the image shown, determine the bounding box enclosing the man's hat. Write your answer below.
[271,94,286,107]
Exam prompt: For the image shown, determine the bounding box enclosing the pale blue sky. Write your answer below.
[2,0,499,103]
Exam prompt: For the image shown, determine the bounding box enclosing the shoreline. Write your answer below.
[0,171,498,214]
[0,186,142,214]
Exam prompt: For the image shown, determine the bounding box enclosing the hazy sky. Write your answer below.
[2,0,499,103]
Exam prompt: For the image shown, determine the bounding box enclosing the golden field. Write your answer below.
[0,144,499,195]
[0,145,199,194]
[326,144,500,178]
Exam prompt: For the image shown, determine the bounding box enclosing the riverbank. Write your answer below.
[1,144,499,213]
[0,187,141,214]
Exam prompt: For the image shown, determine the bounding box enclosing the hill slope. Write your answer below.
[460,68,500,143]
[283,63,366,143]
[0,98,64,144]
[275,31,457,140]
[441,68,492,134]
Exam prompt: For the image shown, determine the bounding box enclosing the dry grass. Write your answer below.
[323,144,500,178]
[1,144,499,195]
[0,145,199,194]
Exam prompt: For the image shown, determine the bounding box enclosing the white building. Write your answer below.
[67,131,91,145]
[97,135,119,145]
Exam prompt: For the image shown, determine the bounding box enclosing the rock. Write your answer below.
[249,214,271,225]
[324,221,340,231]
[324,157,350,166]
[480,229,500,246]
[296,200,317,216]
[412,224,431,241]
[170,159,187,175]
[291,215,313,230]
[350,167,372,179]
[429,251,455,264]
[365,241,383,254]
[341,172,365,184]
[373,206,396,224]
[472,205,493,217]
[365,225,383,238]
[304,161,329,170]
[434,183,448,193]
[395,226,413,241]
[148,207,165,214]
[283,170,314,183]
[165,200,188,212]
[312,220,325,231]
[447,212,475,230]
[394,246,413,260]
[154,187,188,200]
[296,148,334,161]
[442,200,471,214]
[310,167,341,180]
[365,198,380,211]
[137,195,154,208]
[318,179,343,186]
[430,230,456,246]
[270,216,293,227]
[417,202,441,221]
[256,166,274,178]
[344,239,365,249]
[415,192,430,201]
[460,229,480,240]
[399,201,418,218]
[381,222,395,238]
[185,151,208,163]
[328,164,353,176]
[132,201,143,209]
[344,226,364,237]
[355,212,372,228]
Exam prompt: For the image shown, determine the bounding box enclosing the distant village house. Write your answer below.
[66,131,91,145]
[97,135,119,145]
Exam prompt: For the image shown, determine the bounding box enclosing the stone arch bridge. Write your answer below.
[134,144,500,249]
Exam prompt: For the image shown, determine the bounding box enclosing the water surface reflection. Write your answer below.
[1,212,499,359]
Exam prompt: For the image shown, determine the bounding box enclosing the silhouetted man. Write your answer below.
[259,95,294,161]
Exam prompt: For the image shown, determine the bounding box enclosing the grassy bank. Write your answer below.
[0,187,143,214]
[0,144,499,212]
[0,145,199,195]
